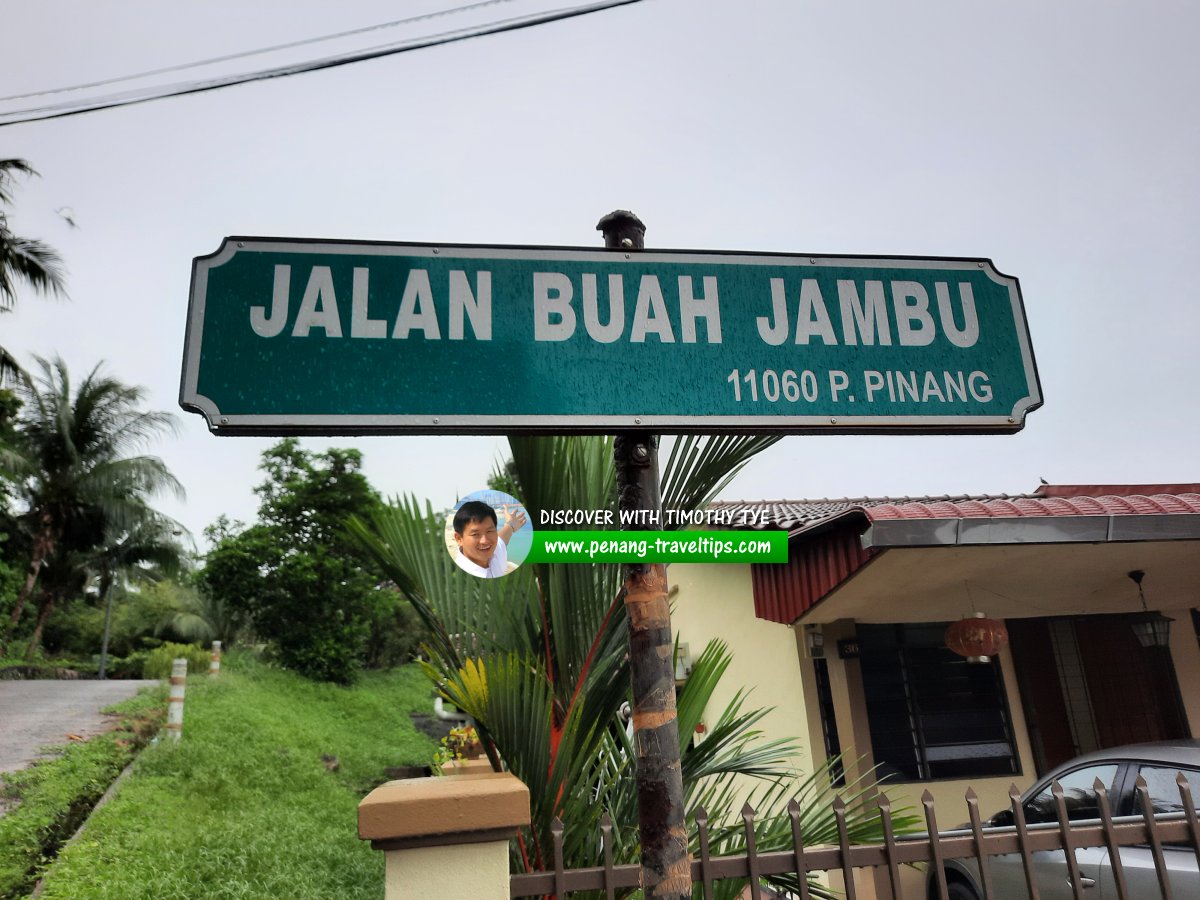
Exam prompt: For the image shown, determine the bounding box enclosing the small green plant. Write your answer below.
[141,642,210,679]
[433,724,482,769]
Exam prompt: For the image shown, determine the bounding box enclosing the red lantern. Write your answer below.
[945,613,1009,663]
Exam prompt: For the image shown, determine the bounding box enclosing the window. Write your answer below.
[1023,764,1119,824]
[857,623,1020,781]
[812,658,844,785]
[1136,765,1199,815]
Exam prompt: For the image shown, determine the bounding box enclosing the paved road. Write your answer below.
[0,679,159,775]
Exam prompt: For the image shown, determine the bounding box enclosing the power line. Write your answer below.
[0,0,519,103]
[0,0,643,128]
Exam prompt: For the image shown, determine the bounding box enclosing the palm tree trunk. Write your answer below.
[24,587,57,660]
[97,573,115,679]
[3,526,52,650]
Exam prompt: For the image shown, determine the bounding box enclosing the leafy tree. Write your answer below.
[351,435,912,897]
[200,439,391,683]
[0,159,67,384]
[0,357,181,655]
[45,578,195,662]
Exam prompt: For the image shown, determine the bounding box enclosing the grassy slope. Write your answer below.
[0,688,165,899]
[35,658,435,900]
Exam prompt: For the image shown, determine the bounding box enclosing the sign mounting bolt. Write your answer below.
[433,248,440,254]
[433,418,440,424]
[220,417,228,424]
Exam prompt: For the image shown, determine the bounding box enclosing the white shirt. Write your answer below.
[455,536,509,578]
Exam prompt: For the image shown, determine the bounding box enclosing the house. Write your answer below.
[671,483,1200,826]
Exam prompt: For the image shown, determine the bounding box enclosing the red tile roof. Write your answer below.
[868,493,1200,521]
[709,484,1200,533]
[733,484,1200,625]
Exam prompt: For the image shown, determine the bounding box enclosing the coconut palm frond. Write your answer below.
[661,434,782,517]
[2,356,181,654]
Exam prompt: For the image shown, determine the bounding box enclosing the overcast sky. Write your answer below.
[3,0,1198,544]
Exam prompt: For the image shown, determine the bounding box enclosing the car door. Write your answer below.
[1098,765,1200,899]
[989,762,1120,899]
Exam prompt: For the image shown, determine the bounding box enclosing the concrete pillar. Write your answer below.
[358,771,530,900]
[166,658,187,741]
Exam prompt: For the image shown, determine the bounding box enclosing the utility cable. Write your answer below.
[0,0,519,103]
[0,0,643,127]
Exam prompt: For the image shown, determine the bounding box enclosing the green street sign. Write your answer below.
[181,237,1042,435]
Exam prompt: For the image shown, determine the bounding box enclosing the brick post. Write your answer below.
[358,771,530,900]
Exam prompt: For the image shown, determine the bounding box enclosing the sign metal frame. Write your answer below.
[181,236,1042,436]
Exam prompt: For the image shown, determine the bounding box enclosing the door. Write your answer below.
[1008,615,1189,775]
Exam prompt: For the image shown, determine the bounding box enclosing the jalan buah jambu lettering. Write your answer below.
[250,264,981,349]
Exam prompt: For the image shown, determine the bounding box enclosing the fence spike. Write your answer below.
[1095,778,1130,900]
[601,812,616,900]
[742,803,762,900]
[788,797,811,900]
[1135,775,1173,900]
[552,816,566,900]
[695,806,713,900]
[964,785,995,900]
[1051,781,1085,900]
[1179,772,1200,875]
[876,792,903,899]
[924,791,948,900]
[834,795,857,900]
[1010,783,1040,900]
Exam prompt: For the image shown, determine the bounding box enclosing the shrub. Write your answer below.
[142,642,211,679]
[363,594,429,669]
[41,601,105,658]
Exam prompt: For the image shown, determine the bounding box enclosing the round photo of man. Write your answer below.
[444,490,531,579]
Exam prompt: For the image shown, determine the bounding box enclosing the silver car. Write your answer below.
[930,741,1200,899]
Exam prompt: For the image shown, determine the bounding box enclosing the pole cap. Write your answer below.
[596,210,646,249]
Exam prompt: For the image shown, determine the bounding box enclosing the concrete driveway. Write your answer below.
[0,679,159,775]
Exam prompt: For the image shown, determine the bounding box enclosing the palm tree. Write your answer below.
[0,356,182,654]
[92,510,189,676]
[351,435,915,898]
[0,159,67,384]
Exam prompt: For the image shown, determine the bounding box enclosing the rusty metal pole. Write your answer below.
[598,210,690,898]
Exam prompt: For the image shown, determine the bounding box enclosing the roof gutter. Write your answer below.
[861,514,1200,550]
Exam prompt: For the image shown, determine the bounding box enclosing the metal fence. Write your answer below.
[509,775,1200,899]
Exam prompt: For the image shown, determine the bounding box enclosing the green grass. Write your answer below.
[33,656,436,900]
[0,687,165,899]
